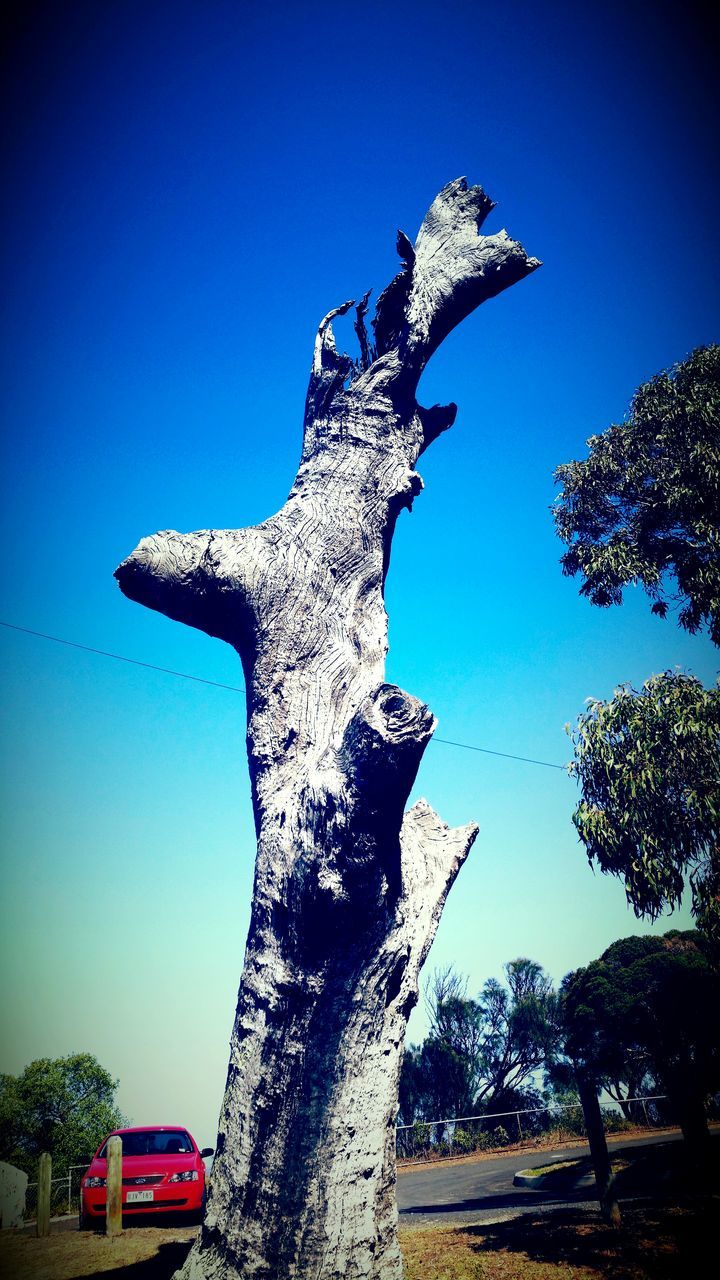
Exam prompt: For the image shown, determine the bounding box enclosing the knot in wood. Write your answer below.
[339,682,436,812]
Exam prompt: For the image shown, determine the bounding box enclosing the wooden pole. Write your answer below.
[106,1136,122,1236]
[36,1152,51,1237]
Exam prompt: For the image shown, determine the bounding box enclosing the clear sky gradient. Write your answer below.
[1,0,718,1149]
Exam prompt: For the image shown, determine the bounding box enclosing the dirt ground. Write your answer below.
[2,1137,716,1280]
[0,1222,197,1280]
[1,1202,716,1280]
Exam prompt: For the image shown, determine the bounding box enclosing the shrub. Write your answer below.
[490,1125,510,1147]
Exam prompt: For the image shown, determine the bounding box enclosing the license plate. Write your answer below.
[126,1189,154,1203]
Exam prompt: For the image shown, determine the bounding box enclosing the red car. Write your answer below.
[79,1126,213,1228]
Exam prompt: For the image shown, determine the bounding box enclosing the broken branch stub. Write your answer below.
[115,177,537,1280]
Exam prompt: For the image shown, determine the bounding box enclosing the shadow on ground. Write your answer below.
[513,1136,714,1198]
[56,1136,720,1280]
[402,1186,592,1215]
[452,1139,720,1280]
[403,1135,719,1219]
[67,1241,193,1280]
[462,1201,716,1279]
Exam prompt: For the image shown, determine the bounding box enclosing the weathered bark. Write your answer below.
[115,178,538,1279]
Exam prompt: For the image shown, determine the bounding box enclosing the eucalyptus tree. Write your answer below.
[476,959,559,1105]
[115,179,538,1280]
[562,931,720,1164]
[568,672,720,946]
[554,344,720,644]
[557,350,720,947]
[403,960,558,1122]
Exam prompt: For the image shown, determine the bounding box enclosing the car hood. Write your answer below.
[87,1153,201,1176]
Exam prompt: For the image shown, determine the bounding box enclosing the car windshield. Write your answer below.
[100,1130,194,1157]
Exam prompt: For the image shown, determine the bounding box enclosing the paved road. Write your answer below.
[29,1128,694,1236]
[396,1128,685,1228]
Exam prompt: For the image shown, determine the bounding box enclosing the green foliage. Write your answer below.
[561,952,647,1093]
[601,1109,634,1135]
[490,1124,510,1147]
[477,960,560,1104]
[561,930,720,1142]
[452,1125,484,1153]
[399,1039,475,1123]
[408,1121,433,1155]
[567,671,720,942]
[0,1053,127,1179]
[554,344,720,644]
[399,961,559,1123]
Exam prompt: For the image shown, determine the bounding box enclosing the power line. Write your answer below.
[0,620,245,694]
[433,737,565,771]
[0,619,567,771]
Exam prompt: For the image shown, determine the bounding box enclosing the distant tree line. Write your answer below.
[399,958,558,1126]
[399,930,720,1219]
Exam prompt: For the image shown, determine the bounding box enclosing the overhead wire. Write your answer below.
[0,619,568,771]
[0,620,244,693]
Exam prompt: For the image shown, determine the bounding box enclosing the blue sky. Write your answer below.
[1,0,717,1148]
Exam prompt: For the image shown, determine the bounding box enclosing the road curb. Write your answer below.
[513,1169,556,1188]
[513,1159,596,1191]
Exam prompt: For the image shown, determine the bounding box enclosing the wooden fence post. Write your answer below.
[36,1152,51,1237]
[106,1136,122,1236]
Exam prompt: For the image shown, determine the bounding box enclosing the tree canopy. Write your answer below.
[561,930,720,1148]
[0,1053,126,1177]
[568,671,720,945]
[560,935,659,1098]
[399,960,558,1122]
[554,344,720,644]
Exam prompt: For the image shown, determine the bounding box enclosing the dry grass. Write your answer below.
[0,1223,197,1280]
[399,1202,714,1279]
[0,1203,713,1280]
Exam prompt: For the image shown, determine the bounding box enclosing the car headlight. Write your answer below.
[169,1170,199,1183]
[85,1176,106,1188]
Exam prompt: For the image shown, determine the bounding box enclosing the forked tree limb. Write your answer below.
[115,178,538,1280]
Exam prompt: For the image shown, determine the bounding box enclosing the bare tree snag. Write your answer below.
[115,178,539,1280]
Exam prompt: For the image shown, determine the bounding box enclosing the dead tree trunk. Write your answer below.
[115,178,538,1280]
